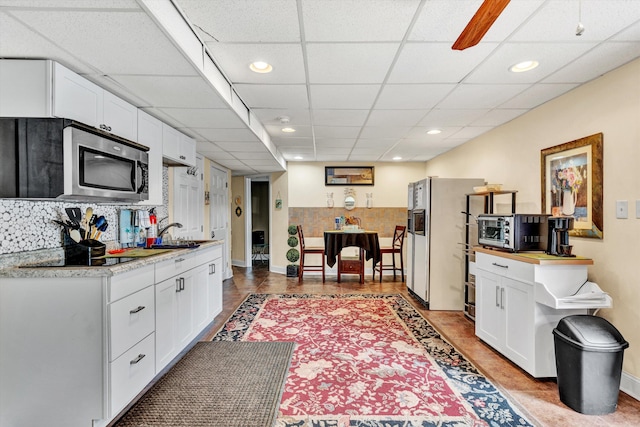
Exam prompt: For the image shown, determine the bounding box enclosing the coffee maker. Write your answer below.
[547,217,575,256]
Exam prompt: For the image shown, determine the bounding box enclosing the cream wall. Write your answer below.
[288,162,427,208]
[425,58,640,381]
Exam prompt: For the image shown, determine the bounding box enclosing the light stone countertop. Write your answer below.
[0,240,223,279]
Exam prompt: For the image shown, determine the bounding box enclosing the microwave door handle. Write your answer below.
[136,162,147,194]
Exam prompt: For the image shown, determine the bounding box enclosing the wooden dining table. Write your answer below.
[324,230,380,283]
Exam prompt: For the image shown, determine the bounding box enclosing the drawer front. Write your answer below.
[194,245,222,267]
[110,333,155,417]
[340,260,362,273]
[109,264,154,303]
[155,253,196,283]
[110,286,155,361]
[476,253,534,283]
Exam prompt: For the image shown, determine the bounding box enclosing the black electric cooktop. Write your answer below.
[21,257,138,268]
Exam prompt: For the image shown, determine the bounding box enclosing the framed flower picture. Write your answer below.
[541,133,603,239]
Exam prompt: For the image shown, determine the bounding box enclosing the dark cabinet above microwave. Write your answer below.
[0,118,66,199]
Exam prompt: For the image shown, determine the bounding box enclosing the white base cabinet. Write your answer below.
[0,244,223,427]
[475,249,599,378]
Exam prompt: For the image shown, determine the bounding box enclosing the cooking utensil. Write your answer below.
[95,222,108,240]
[83,207,93,239]
[69,229,81,243]
[65,207,82,228]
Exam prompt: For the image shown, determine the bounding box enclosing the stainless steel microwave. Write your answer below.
[63,122,149,202]
[477,214,549,252]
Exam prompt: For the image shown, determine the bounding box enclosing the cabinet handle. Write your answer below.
[129,305,145,314]
[209,263,215,275]
[180,277,185,291]
[179,155,186,160]
[492,262,509,269]
[130,354,146,365]
[495,286,500,307]
[175,258,185,263]
[176,278,181,292]
[501,287,505,309]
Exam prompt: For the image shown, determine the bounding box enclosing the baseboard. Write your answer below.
[231,258,249,267]
[621,371,640,401]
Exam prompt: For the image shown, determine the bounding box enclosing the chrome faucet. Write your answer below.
[158,222,183,237]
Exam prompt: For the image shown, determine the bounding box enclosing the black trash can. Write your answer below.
[553,315,629,415]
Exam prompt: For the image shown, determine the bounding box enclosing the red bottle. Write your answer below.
[146,212,157,248]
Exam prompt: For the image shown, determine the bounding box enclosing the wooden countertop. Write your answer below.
[473,246,594,266]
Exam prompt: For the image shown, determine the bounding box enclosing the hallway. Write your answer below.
[201,265,640,427]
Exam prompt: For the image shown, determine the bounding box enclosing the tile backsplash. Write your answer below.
[0,167,169,256]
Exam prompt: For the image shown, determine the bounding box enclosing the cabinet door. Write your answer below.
[137,110,163,205]
[503,277,534,370]
[209,257,223,318]
[102,90,137,141]
[162,122,181,163]
[155,277,180,372]
[191,264,210,332]
[180,133,196,167]
[475,269,503,349]
[176,274,194,350]
[53,62,102,127]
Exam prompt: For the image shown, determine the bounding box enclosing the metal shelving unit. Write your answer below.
[463,190,517,321]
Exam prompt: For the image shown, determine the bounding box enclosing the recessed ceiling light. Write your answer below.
[510,60,539,73]
[281,127,296,133]
[393,156,402,161]
[426,129,441,135]
[249,61,273,73]
[294,156,303,160]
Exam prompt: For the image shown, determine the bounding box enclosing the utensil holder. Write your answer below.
[63,234,106,265]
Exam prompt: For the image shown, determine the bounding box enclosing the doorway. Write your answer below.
[209,164,230,280]
[250,176,270,268]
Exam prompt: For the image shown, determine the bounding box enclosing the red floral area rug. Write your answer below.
[213,294,534,427]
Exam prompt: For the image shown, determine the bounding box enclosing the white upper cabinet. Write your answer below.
[162,122,196,167]
[0,59,137,141]
[137,110,163,206]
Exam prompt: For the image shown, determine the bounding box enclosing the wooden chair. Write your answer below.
[297,225,325,283]
[373,225,406,282]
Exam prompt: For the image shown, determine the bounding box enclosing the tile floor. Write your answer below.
[201,263,640,427]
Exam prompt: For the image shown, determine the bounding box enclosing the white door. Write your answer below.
[209,165,230,279]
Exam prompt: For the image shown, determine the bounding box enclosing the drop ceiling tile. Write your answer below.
[265,125,313,138]
[465,42,596,84]
[354,139,398,148]
[112,75,228,108]
[312,110,369,127]
[214,159,247,168]
[241,159,284,167]
[612,19,640,41]
[7,10,197,76]
[218,141,267,152]
[195,128,260,142]
[543,41,640,84]
[437,84,531,109]
[359,126,411,139]
[472,109,528,126]
[404,126,462,140]
[301,0,421,42]
[314,126,362,138]
[270,137,314,147]
[315,138,357,147]
[205,43,305,84]
[196,141,225,153]
[418,109,490,127]
[316,154,350,161]
[499,83,579,109]
[310,85,380,109]
[365,110,426,127]
[375,84,455,109]
[388,42,498,83]
[235,84,309,109]
[233,151,280,160]
[253,109,312,126]
[307,43,399,84]
[0,0,138,7]
[159,108,247,128]
[316,147,352,155]
[510,0,640,42]
[178,0,300,42]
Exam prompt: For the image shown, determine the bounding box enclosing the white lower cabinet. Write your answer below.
[475,250,594,378]
[0,244,224,427]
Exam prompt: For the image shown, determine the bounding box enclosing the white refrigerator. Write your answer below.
[407,177,484,310]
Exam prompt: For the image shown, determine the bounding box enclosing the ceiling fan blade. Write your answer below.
[452,0,510,51]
